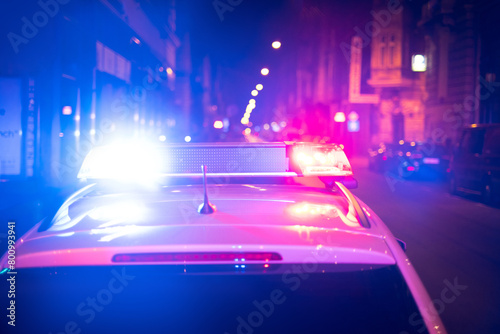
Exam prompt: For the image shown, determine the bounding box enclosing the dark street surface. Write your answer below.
[1,157,499,334]
[350,158,500,334]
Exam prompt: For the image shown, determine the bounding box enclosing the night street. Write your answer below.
[2,0,500,333]
[350,158,500,334]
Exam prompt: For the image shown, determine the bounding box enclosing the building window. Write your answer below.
[389,34,396,67]
[380,35,387,67]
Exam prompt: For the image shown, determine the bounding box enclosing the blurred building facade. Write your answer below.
[281,1,377,155]
[418,0,500,144]
[288,0,426,153]
[0,0,188,184]
[289,0,499,152]
[366,0,426,145]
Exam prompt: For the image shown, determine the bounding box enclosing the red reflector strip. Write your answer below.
[112,252,283,263]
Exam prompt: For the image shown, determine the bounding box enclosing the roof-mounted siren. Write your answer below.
[198,165,216,214]
[76,141,357,188]
[288,143,358,189]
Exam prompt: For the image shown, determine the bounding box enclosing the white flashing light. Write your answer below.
[77,142,163,182]
[159,135,167,142]
[184,136,192,143]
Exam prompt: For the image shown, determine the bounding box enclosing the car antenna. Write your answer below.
[198,165,216,214]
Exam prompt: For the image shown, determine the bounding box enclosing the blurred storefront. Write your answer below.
[0,0,185,185]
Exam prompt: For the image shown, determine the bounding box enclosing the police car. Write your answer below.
[1,142,446,334]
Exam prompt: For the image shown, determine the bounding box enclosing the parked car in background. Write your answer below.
[449,124,500,205]
[369,141,450,179]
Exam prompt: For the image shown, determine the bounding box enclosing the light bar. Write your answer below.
[112,252,283,263]
[77,142,353,181]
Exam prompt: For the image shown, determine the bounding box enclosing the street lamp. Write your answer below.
[251,90,259,96]
[256,84,263,91]
[334,112,346,123]
[261,68,269,76]
[272,41,281,49]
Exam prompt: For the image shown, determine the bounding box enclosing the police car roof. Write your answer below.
[10,184,395,268]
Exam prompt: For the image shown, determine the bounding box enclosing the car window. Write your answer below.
[484,128,500,155]
[13,264,428,334]
[461,129,485,155]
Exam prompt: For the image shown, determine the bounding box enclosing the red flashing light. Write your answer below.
[347,111,359,121]
[407,166,415,171]
[291,144,352,177]
[382,156,387,161]
[112,252,283,263]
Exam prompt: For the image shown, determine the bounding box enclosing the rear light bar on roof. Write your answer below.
[112,252,283,263]
[77,142,353,180]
